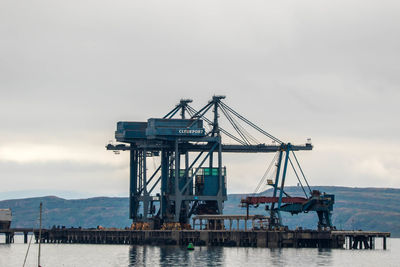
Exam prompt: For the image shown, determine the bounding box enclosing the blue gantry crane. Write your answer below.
[106,96,332,229]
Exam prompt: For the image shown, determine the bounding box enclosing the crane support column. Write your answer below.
[218,135,223,213]
[277,144,291,224]
[161,150,169,219]
[174,139,181,222]
[142,148,149,221]
[129,150,138,219]
[270,150,283,224]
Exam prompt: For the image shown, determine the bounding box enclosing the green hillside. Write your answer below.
[0,186,399,237]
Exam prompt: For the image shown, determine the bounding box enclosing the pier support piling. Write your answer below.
[24,232,28,243]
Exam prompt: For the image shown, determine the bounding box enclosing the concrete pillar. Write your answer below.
[355,238,359,249]
[229,220,232,231]
[24,232,28,244]
[256,232,267,247]
[200,231,209,245]
[363,238,369,249]
[268,232,279,248]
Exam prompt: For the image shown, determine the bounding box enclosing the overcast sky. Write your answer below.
[0,0,399,199]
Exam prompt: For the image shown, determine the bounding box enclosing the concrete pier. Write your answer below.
[0,227,390,250]
[25,228,390,249]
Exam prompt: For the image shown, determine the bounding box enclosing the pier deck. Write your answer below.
[1,228,389,249]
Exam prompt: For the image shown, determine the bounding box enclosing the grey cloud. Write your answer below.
[0,0,399,196]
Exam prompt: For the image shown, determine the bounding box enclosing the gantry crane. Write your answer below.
[106,96,333,229]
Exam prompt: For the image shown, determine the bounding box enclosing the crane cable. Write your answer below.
[220,102,283,144]
[288,157,308,198]
[253,152,279,195]
[291,151,312,194]
[187,105,247,145]
[219,104,252,145]
[226,108,260,144]
[220,104,260,145]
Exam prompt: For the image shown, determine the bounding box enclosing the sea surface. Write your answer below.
[0,235,398,267]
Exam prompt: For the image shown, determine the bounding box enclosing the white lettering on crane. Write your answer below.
[178,129,203,134]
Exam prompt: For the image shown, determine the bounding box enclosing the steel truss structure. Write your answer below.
[106,96,329,229]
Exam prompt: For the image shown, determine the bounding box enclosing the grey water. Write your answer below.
[0,235,398,267]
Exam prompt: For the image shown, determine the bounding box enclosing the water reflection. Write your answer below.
[127,244,377,267]
[269,248,284,266]
[128,246,139,266]
[129,245,224,266]
[316,248,333,266]
[0,235,397,266]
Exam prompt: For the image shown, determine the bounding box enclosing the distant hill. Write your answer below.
[226,186,400,237]
[1,186,399,237]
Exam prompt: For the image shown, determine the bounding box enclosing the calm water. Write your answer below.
[0,235,398,266]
